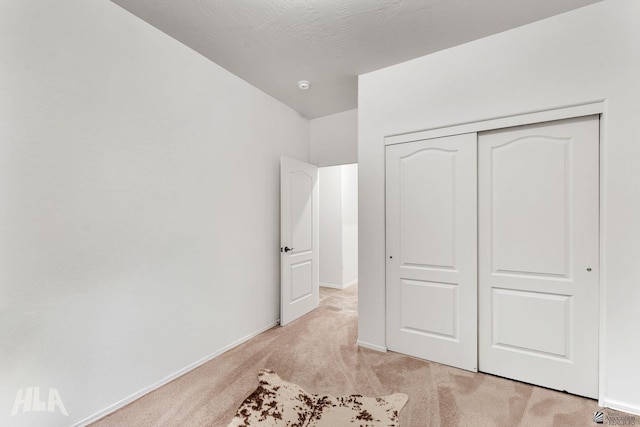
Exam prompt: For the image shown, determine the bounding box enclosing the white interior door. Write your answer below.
[478,116,599,398]
[386,133,478,372]
[280,156,319,326]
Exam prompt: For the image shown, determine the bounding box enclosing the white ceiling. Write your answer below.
[110,0,600,119]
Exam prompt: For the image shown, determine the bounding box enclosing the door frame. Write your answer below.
[382,100,607,405]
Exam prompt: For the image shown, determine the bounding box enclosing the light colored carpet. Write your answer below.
[91,284,619,426]
[227,368,407,426]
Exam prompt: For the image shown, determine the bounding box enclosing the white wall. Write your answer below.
[310,109,358,167]
[318,164,358,288]
[359,0,640,414]
[0,1,309,426]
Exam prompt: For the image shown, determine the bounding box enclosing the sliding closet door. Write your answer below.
[386,133,477,372]
[478,116,599,398]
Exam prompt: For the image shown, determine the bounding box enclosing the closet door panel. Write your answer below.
[478,116,599,398]
[386,133,477,372]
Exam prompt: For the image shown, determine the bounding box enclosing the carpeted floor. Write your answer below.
[91,284,616,426]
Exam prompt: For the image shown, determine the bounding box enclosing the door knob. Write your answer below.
[283,246,294,253]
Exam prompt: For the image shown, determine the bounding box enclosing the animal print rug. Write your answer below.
[228,369,408,427]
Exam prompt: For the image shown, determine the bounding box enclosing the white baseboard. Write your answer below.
[602,397,640,416]
[343,279,358,288]
[73,320,279,427]
[320,279,358,290]
[357,340,387,353]
[320,282,343,289]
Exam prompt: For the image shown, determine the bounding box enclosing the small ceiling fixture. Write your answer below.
[297,80,310,90]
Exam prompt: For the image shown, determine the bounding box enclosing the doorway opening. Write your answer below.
[318,163,358,306]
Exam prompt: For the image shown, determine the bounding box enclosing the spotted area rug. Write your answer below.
[228,369,408,427]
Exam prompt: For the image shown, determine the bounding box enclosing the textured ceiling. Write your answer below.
[110,0,600,119]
